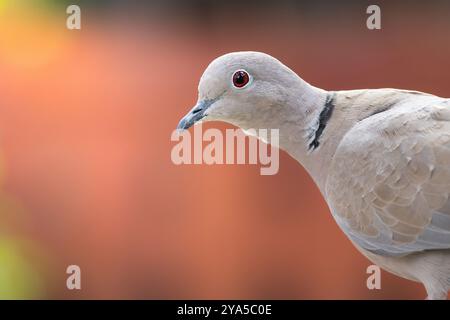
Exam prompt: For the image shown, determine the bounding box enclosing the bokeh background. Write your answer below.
[0,0,450,299]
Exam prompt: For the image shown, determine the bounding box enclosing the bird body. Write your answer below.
[325,90,450,299]
[177,52,450,299]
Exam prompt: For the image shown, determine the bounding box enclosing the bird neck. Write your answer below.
[276,84,340,194]
[227,79,339,193]
[279,87,407,194]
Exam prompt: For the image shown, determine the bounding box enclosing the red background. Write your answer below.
[0,1,449,299]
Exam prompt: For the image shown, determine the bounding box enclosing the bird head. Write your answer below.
[177,51,302,131]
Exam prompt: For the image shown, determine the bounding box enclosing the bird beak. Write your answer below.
[177,99,213,131]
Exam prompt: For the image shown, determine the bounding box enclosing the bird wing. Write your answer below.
[326,96,450,257]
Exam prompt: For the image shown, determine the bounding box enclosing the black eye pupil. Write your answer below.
[235,72,245,84]
[233,70,249,88]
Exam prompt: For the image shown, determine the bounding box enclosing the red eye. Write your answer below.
[232,70,250,88]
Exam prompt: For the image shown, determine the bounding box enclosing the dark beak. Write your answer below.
[177,99,214,130]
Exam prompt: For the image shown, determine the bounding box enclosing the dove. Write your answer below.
[177,51,450,299]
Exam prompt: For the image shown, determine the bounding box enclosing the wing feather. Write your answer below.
[327,98,450,256]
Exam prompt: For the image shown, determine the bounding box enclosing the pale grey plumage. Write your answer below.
[178,51,450,299]
[328,95,450,256]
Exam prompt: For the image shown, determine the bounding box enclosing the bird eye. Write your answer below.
[232,70,250,88]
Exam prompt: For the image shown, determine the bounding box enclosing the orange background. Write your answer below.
[0,0,449,299]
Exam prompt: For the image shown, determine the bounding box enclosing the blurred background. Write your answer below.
[0,0,449,299]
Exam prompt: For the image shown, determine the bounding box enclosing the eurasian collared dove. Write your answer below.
[177,51,450,299]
